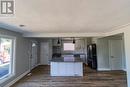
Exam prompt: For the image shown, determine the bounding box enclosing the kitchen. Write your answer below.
[39,37,94,76]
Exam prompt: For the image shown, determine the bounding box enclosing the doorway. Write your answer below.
[109,40,123,70]
[40,42,50,65]
[30,41,38,70]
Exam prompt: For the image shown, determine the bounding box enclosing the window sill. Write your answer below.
[0,74,15,84]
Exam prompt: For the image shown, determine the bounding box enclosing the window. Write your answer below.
[0,37,14,80]
[63,43,75,51]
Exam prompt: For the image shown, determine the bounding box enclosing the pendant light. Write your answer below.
[73,38,75,44]
[57,38,60,44]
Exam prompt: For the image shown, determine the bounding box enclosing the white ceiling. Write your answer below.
[0,0,130,34]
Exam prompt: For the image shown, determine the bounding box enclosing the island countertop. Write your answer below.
[50,57,83,62]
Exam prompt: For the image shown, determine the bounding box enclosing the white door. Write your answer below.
[109,40,122,70]
[40,42,50,65]
[30,42,38,69]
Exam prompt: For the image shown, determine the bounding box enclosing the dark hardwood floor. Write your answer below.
[11,65,127,87]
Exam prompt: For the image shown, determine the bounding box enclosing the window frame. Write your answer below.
[0,34,16,84]
[63,42,75,51]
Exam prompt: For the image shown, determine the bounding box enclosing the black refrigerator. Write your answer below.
[87,44,97,69]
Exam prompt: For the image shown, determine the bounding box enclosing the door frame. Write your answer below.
[108,39,123,70]
[29,41,38,70]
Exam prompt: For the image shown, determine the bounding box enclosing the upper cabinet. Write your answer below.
[52,39,62,54]
[92,38,98,44]
[75,39,85,53]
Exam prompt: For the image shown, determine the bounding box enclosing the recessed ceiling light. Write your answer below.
[19,24,25,27]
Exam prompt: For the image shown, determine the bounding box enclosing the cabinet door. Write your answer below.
[59,63,66,76]
[74,63,83,76]
[51,62,59,76]
[66,63,74,76]
[80,55,86,62]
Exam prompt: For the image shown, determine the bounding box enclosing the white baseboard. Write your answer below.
[34,63,40,68]
[37,63,41,66]
[123,68,127,71]
[38,64,50,65]
[98,68,111,71]
[4,70,30,87]
[30,63,40,70]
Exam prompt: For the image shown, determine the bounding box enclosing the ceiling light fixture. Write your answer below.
[19,24,25,27]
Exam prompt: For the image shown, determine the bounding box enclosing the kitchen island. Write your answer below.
[50,57,83,76]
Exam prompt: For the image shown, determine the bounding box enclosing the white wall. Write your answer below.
[122,36,126,71]
[0,28,31,87]
[97,35,126,71]
[124,28,130,87]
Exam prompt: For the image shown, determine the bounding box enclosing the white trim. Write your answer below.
[0,63,9,67]
[13,37,16,78]
[23,32,105,37]
[22,27,126,38]
[2,22,130,38]
[123,68,127,71]
[0,34,16,39]
[38,64,50,65]
[0,36,16,84]
[0,74,15,84]
[108,40,112,70]
[36,63,41,66]
[29,40,38,71]
[4,70,30,87]
[33,63,40,69]
[98,68,111,71]
[108,40,123,70]
[29,63,40,71]
[22,23,130,38]
[104,23,130,37]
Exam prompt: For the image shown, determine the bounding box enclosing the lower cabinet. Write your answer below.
[51,62,83,76]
